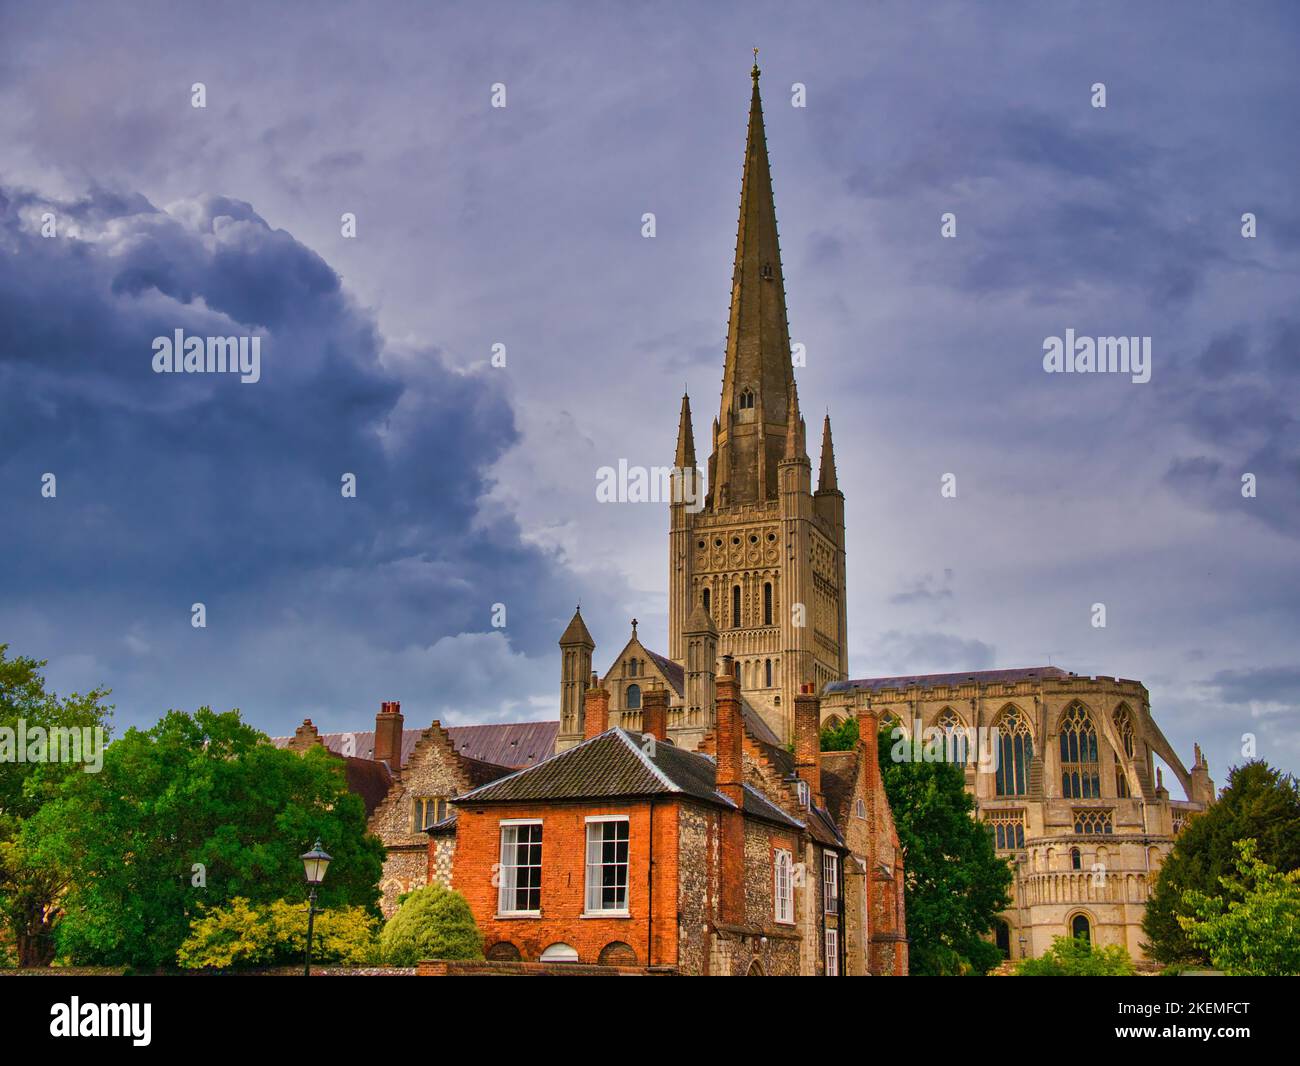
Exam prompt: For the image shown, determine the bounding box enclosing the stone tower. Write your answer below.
[668,60,848,744]
[557,607,594,748]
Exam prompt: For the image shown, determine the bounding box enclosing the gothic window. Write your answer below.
[1071,914,1091,943]
[1116,771,1130,799]
[1114,704,1135,758]
[625,683,641,709]
[1073,808,1114,835]
[995,706,1034,796]
[1060,703,1101,798]
[739,387,755,410]
[765,658,773,688]
[763,582,773,625]
[936,707,967,766]
[702,587,710,614]
[732,584,741,628]
[987,809,1025,850]
[1070,847,1082,870]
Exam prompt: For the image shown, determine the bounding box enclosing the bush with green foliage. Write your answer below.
[1175,838,1300,976]
[1143,761,1300,964]
[379,884,483,965]
[177,897,378,969]
[1015,935,1136,976]
[876,726,1012,975]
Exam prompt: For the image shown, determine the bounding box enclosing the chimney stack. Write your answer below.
[715,657,744,807]
[584,681,611,740]
[374,700,404,772]
[794,684,823,808]
[641,685,668,743]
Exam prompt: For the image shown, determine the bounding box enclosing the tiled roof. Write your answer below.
[826,666,1069,694]
[270,721,558,770]
[819,752,857,829]
[342,756,394,817]
[458,729,803,830]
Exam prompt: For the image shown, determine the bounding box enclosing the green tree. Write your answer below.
[379,884,483,965]
[1176,839,1300,976]
[877,726,1012,975]
[27,707,385,969]
[1015,934,1136,976]
[0,645,112,966]
[820,716,859,752]
[177,897,378,969]
[1143,761,1300,964]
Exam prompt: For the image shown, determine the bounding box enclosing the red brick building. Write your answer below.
[441,659,906,975]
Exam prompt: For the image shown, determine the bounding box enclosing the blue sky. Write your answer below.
[1,1,1297,787]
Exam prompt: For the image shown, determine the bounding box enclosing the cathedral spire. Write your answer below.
[674,390,696,468]
[710,56,796,506]
[783,379,806,461]
[817,413,839,492]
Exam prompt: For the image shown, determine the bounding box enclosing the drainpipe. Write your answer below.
[647,798,655,968]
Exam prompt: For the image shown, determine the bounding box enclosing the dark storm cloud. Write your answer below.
[0,185,587,726]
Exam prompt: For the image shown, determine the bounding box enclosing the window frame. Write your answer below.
[822,851,839,915]
[824,927,839,976]
[497,818,543,917]
[773,848,794,925]
[583,815,631,916]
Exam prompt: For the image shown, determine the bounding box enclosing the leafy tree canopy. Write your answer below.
[27,707,385,969]
[1177,838,1300,976]
[876,726,1012,975]
[1143,760,1300,964]
[820,716,859,752]
[177,897,378,969]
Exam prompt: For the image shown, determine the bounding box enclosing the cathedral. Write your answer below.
[555,59,1214,965]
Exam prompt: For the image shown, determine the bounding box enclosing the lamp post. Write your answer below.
[300,840,332,977]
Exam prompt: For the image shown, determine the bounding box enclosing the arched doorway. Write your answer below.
[994,920,1011,959]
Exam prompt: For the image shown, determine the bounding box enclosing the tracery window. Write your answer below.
[1060,703,1101,799]
[986,809,1025,851]
[739,387,755,410]
[995,707,1034,796]
[936,707,967,766]
[1073,808,1113,835]
[1114,704,1135,758]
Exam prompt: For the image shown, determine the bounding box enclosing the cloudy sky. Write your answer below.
[1,1,1296,787]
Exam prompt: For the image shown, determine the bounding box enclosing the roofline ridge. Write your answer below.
[613,728,684,794]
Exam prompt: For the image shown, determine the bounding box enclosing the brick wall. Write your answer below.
[450,798,680,968]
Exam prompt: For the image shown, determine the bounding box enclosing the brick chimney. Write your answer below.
[641,685,668,743]
[793,684,824,808]
[583,677,611,740]
[374,700,404,772]
[287,718,323,753]
[715,656,745,924]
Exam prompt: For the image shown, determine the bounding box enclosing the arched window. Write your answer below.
[764,658,773,688]
[995,706,1034,796]
[1070,914,1091,943]
[1070,847,1082,870]
[763,582,773,626]
[540,942,579,963]
[994,920,1011,959]
[1116,770,1130,799]
[732,585,741,629]
[626,684,641,709]
[627,659,637,677]
[702,587,710,614]
[936,707,967,766]
[739,387,755,410]
[1060,703,1100,798]
[1114,704,1135,758]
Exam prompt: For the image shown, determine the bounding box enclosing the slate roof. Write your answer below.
[645,650,685,696]
[826,666,1069,694]
[271,720,558,770]
[458,729,803,831]
[342,756,395,817]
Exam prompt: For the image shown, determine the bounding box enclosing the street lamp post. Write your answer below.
[300,840,332,977]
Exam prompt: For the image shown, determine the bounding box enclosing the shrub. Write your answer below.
[177,897,378,969]
[379,884,482,965]
[1015,935,1136,976]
